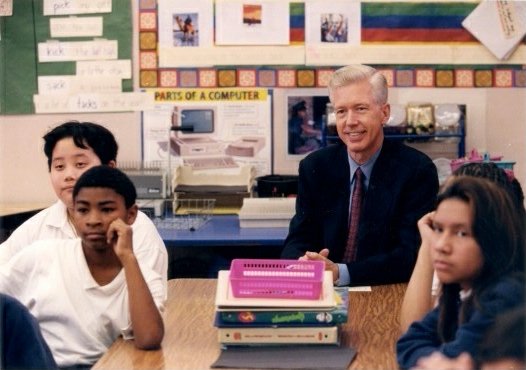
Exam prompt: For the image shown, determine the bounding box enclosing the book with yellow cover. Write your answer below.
[218,325,339,345]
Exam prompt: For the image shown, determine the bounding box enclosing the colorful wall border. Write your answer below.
[138,1,526,89]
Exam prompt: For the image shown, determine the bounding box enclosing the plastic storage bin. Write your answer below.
[229,259,324,300]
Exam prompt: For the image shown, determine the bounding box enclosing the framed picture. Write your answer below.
[215,0,290,45]
[273,88,330,175]
[305,0,361,46]
[157,0,214,60]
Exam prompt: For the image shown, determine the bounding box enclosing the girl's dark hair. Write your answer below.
[73,166,136,209]
[436,177,525,342]
[43,121,118,171]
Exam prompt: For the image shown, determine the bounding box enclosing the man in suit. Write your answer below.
[281,64,439,286]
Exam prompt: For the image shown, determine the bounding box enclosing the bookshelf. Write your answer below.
[321,110,466,160]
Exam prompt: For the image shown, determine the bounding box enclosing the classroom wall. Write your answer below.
[1,89,524,205]
[0,112,140,203]
[1,1,525,205]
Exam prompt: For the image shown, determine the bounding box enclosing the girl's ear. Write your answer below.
[108,160,117,168]
[125,204,138,225]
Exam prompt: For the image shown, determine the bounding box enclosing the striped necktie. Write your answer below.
[343,168,364,263]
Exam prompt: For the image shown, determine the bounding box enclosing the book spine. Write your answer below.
[218,326,339,344]
[219,310,347,325]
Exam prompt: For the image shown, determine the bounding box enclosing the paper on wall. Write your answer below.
[76,60,132,79]
[157,0,214,53]
[462,0,526,60]
[215,0,290,45]
[305,0,361,46]
[43,0,111,16]
[50,16,103,38]
[38,75,121,95]
[38,40,118,62]
[33,92,154,113]
[0,0,13,16]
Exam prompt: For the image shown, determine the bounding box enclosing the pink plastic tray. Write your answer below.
[229,259,324,300]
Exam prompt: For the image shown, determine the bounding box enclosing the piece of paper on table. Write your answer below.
[462,0,526,60]
[212,345,356,369]
[348,286,372,292]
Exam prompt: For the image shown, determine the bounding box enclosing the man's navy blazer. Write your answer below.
[281,140,439,286]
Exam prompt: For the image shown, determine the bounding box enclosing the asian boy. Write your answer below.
[0,121,168,286]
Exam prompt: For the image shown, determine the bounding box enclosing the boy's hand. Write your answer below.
[107,218,134,260]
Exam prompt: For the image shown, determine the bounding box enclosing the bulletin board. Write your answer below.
[0,0,132,114]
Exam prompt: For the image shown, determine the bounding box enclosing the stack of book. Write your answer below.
[213,260,349,347]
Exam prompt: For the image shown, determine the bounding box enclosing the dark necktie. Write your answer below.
[343,168,364,263]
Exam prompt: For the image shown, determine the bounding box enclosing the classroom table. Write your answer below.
[93,279,407,370]
[156,214,289,248]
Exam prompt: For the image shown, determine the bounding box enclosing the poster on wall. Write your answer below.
[215,0,290,45]
[142,88,272,178]
[157,0,214,51]
[305,0,361,46]
[304,0,361,65]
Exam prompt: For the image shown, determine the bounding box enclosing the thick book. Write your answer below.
[216,287,348,326]
[218,325,339,345]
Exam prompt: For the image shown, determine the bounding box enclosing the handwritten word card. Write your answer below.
[38,40,118,62]
[76,60,131,79]
[44,0,111,16]
[38,75,121,95]
[50,16,103,37]
[0,0,13,16]
[34,92,154,113]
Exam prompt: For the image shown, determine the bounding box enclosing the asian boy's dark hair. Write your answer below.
[43,121,119,171]
[73,166,137,209]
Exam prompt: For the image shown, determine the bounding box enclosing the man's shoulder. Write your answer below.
[379,141,436,176]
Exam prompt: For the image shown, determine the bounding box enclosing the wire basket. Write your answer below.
[153,198,215,231]
[229,259,324,300]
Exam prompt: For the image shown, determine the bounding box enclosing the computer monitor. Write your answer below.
[170,106,223,156]
[172,106,216,138]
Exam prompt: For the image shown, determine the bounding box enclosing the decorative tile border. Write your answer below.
[138,2,526,89]
[238,69,257,87]
[415,69,434,87]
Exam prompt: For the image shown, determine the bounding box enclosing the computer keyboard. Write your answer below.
[183,156,239,170]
